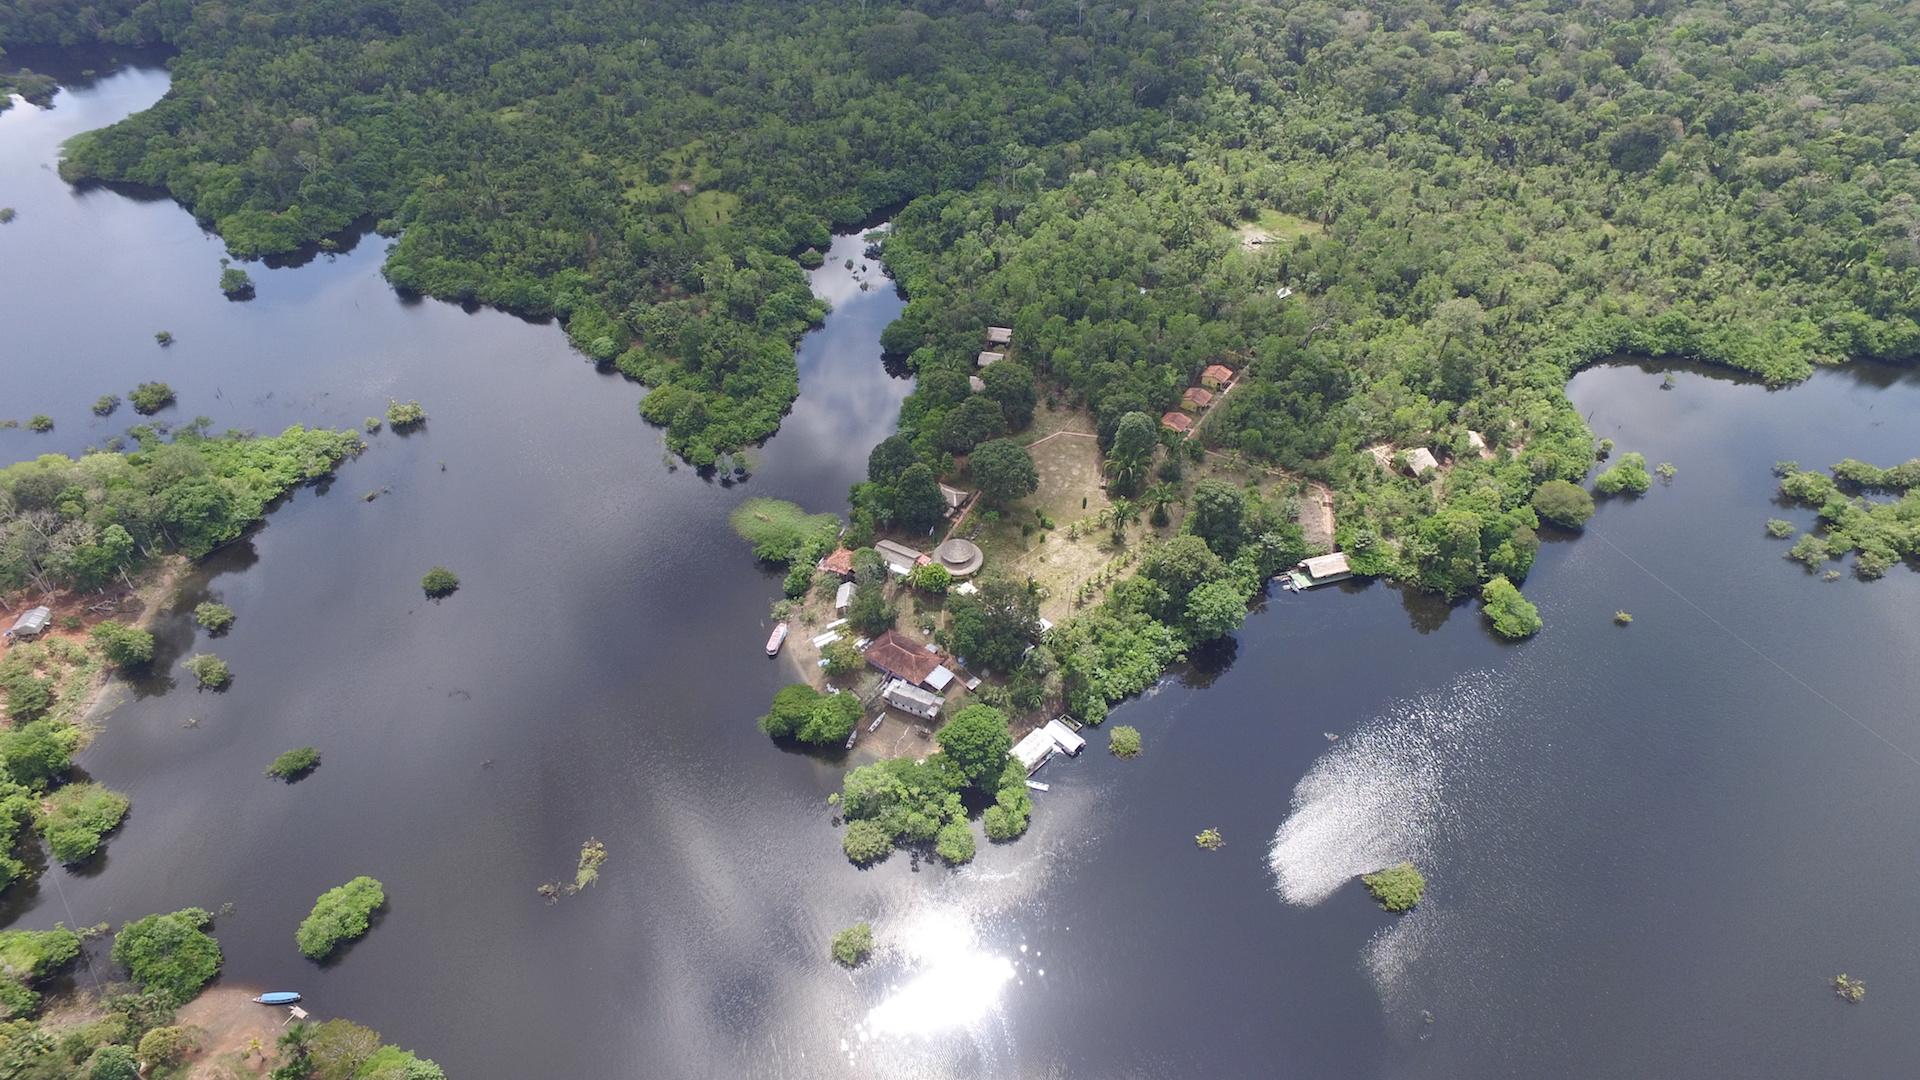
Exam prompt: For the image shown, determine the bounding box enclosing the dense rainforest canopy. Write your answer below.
[4,0,1917,601]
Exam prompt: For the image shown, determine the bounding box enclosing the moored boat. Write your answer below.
[765,622,789,656]
[253,991,302,1005]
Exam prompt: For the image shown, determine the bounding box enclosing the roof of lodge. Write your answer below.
[1302,552,1351,579]
[818,547,855,577]
[1202,363,1235,383]
[866,629,943,686]
[1160,411,1195,433]
[883,678,943,708]
[986,326,1014,344]
[874,539,929,568]
[977,351,1005,367]
[1407,447,1440,474]
[1182,386,1214,408]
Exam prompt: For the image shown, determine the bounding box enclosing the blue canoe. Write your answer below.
[253,992,302,1006]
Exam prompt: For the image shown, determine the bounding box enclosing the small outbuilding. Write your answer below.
[873,539,928,574]
[1043,719,1087,756]
[985,326,1014,346]
[935,538,984,578]
[938,483,970,513]
[1161,411,1195,436]
[968,375,987,393]
[1013,728,1057,774]
[834,581,856,612]
[1287,552,1353,590]
[882,678,942,720]
[4,606,52,642]
[976,351,1005,368]
[1201,364,1235,389]
[1466,430,1492,459]
[1182,386,1214,411]
[1406,448,1440,476]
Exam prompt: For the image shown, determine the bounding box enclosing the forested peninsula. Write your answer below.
[7,0,1917,616]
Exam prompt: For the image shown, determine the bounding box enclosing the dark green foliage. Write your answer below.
[192,602,235,634]
[0,424,360,593]
[111,908,222,1005]
[152,331,172,347]
[1108,725,1142,758]
[1362,863,1426,912]
[1184,481,1249,555]
[1104,412,1158,495]
[982,760,1033,841]
[88,621,153,669]
[25,416,51,433]
[266,747,321,781]
[1531,481,1595,528]
[939,396,1007,456]
[38,782,130,864]
[831,923,874,967]
[420,567,460,598]
[837,755,968,865]
[86,1044,139,1080]
[183,653,230,689]
[841,820,894,866]
[846,582,894,637]
[296,876,386,960]
[945,578,1038,673]
[1183,580,1248,642]
[385,400,427,429]
[1480,575,1542,640]
[886,463,946,533]
[936,705,1013,790]
[1595,453,1653,497]
[758,684,860,746]
[92,394,120,417]
[968,439,1037,507]
[0,720,73,790]
[979,360,1038,431]
[126,381,173,414]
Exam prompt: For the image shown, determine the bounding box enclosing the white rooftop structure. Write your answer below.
[1407,447,1440,476]
[1043,719,1086,756]
[976,351,1005,368]
[1013,728,1056,774]
[985,326,1014,346]
[925,664,956,692]
[4,606,51,641]
[835,581,855,611]
[882,678,942,720]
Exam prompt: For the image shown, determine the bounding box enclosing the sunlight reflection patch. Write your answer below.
[860,908,1017,1041]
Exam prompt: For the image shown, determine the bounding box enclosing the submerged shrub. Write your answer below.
[266,747,321,781]
[831,923,873,967]
[296,876,385,960]
[1361,862,1426,912]
[421,566,460,597]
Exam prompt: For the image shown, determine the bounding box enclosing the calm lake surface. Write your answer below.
[4,65,1920,1079]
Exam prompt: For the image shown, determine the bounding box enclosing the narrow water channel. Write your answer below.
[5,65,1920,1079]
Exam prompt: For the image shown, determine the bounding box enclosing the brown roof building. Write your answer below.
[1201,364,1235,389]
[817,547,855,579]
[865,629,943,686]
[1182,386,1214,410]
[1161,411,1195,435]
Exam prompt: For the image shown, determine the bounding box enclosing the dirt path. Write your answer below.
[1301,482,1336,552]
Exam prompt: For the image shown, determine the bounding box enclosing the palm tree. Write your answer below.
[1108,498,1140,544]
[1143,483,1178,528]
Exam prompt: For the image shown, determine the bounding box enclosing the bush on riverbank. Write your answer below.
[758,684,859,746]
[0,926,83,1019]
[296,876,385,960]
[1595,453,1652,497]
[111,907,222,1004]
[1361,863,1426,912]
[1480,576,1542,640]
[730,498,840,597]
[38,782,130,863]
[266,747,321,781]
[89,621,154,669]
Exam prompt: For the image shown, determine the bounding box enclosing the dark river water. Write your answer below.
[5,65,1920,1079]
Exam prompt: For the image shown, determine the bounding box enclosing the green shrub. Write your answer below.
[386,399,427,429]
[1765,518,1795,538]
[1361,862,1426,911]
[729,498,839,564]
[0,927,83,1019]
[218,266,253,297]
[1108,725,1142,758]
[830,923,873,967]
[821,638,863,677]
[296,876,385,960]
[92,394,120,416]
[266,747,321,781]
[127,381,175,415]
[153,331,173,347]
[135,1025,195,1067]
[86,1044,139,1080]
[26,416,52,433]
[1594,452,1652,496]
[758,683,860,745]
[89,621,154,668]
[1194,827,1224,850]
[420,566,459,597]
[2,675,56,723]
[192,602,236,634]
[184,653,230,689]
[111,908,222,1004]
[1530,480,1594,527]
[38,783,130,863]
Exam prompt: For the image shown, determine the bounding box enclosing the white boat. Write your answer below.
[765,622,789,656]
[844,728,859,750]
[867,714,884,733]
[1025,780,1050,792]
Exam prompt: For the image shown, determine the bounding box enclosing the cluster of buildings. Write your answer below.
[1161,363,1235,438]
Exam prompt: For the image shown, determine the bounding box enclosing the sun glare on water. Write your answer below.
[860,908,1018,1041]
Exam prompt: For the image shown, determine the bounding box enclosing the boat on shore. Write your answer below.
[765,622,789,656]
[252,992,302,1006]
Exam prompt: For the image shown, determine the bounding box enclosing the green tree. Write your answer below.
[969,439,1038,507]
[842,819,894,865]
[1413,509,1484,597]
[127,381,174,414]
[1184,480,1248,554]
[890,463,946,532]
[0,721,72,789]
[1183,579,1247,641]
[193,601,236,633]
[935,820,976,864]
[937,704,1013,790]
[939,396,1007,455]
[1480,574,1542,639]
[980,359,1037,430]
[1107,725,1142,758]
[267,747,322,781]
[847,582,895,636]
[1530,480,1595,527]
[111,908,222,1005]
[906,562,952,594]
[38,782,130,863]
[1595,452,1652,496]
[1103,411,1158,495]
[87,1044,139,1080]
[218,265,253,297]
[1361,862,1426,912]
[831,923,874,966]
[946,577,1038,672]
[420,566,460,597]
[184,653,231,689]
